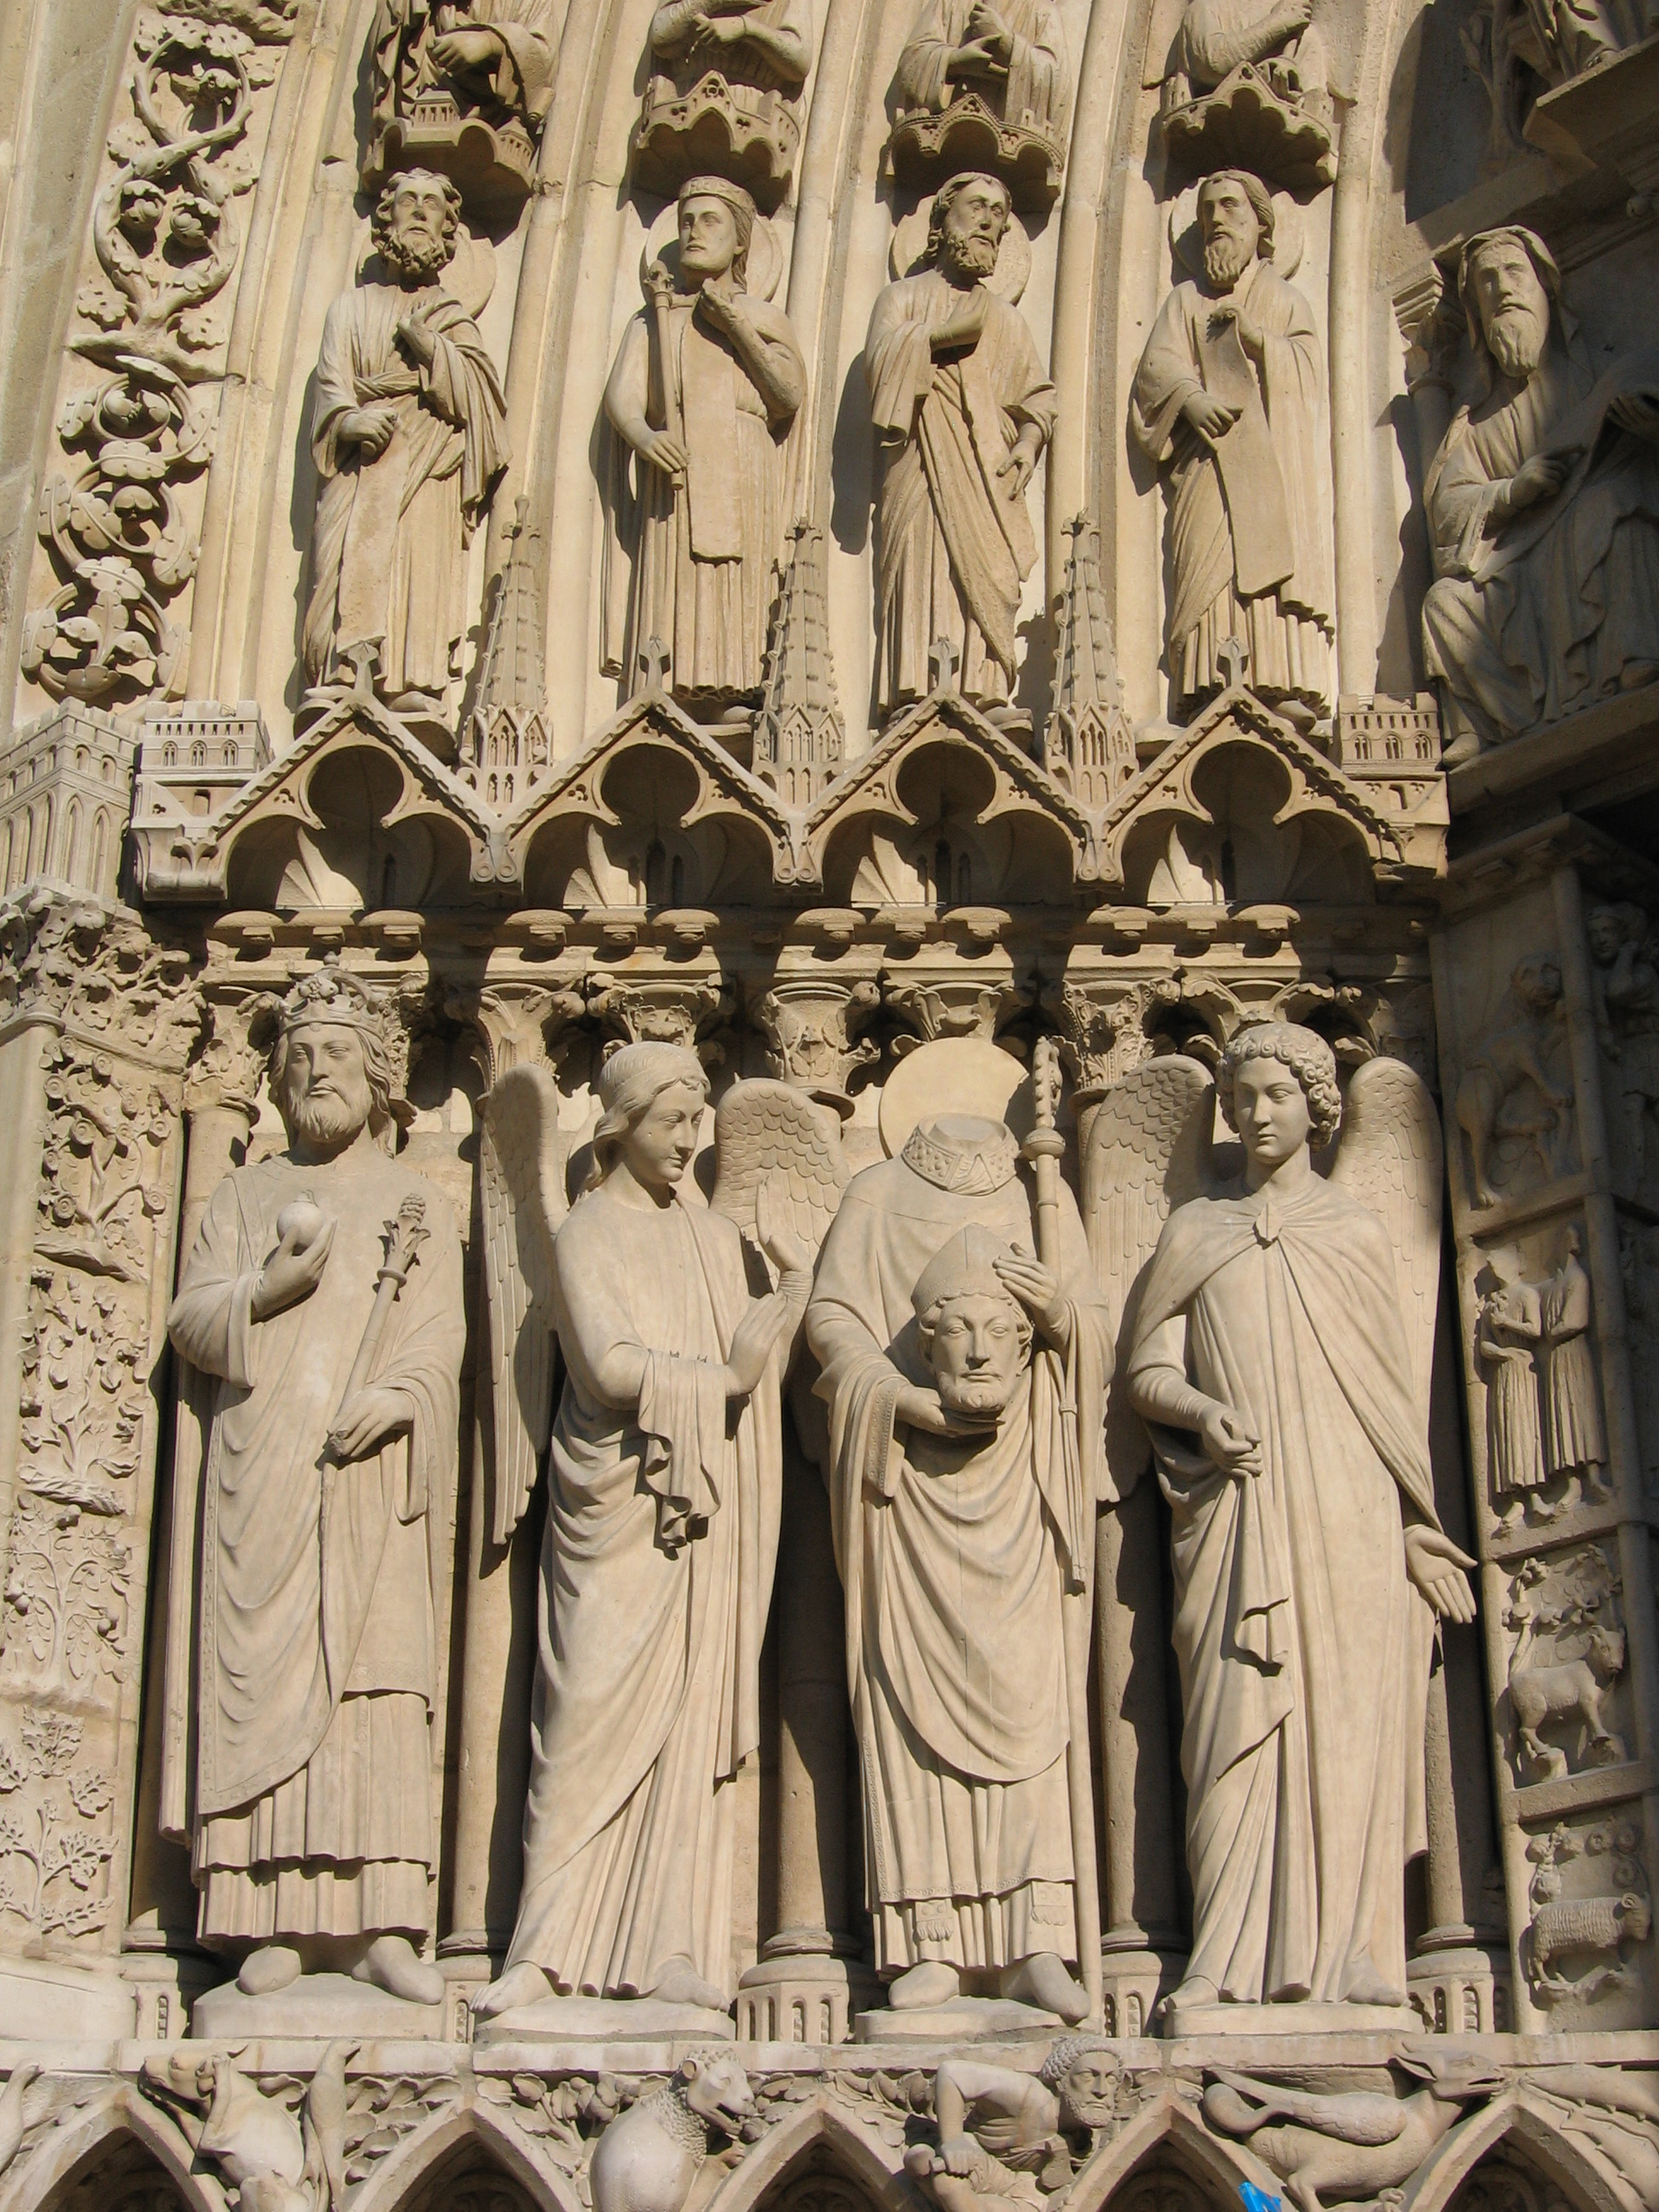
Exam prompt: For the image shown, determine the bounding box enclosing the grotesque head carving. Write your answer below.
[913,1222,1033,1422]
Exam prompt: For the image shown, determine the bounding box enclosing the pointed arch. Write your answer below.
[1,2087,216,2212]
[352,2093,585,2212]
[707,2098,911,2212]
[1067,2095,1271,2212]
[1405,2093,1638,2212]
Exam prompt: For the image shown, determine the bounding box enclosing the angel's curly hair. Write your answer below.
[587,1039,708,1189]
[1215,1021,1342,1150]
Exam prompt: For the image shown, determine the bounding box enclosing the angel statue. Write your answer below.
[472,1045,842,2023]
[1088,1023,1477,2019]
[806,1052,1114,2024]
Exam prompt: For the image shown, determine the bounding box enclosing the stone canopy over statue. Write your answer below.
[1157,0,1335,191]
[161,969,465,2015]
[300,168,508,751]
[632,2,815,210]
[866,172,1057,725]
[365,0,560,210]
[1131,169,1334,726]
[602,176,806,724]
[1423,226,1659,759]
[889,1,1073,207]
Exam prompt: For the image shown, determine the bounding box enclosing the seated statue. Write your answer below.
[889,1,1072,204]
[1159,0,1333,189]
[633,2,813,207]
[1422,227,1659,757]
[370,0,557,135]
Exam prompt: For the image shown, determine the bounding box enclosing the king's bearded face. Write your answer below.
[380,183,457,284]
[278,1024,375,1150]
[922,1288,1030,1421]
[1470,242,1551,382]
[1199,178,1262,293]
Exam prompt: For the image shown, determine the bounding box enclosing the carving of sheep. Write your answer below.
[1527,1891,1652,2000]
[1509,1624,1627,1778]
[590,2052,754,2212]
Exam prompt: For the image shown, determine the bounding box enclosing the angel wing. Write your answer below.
[710,1079,848,1262]
[480,1062,568,1545]
[1082,1055,1216,1495]
[1326,1054,1443,1420]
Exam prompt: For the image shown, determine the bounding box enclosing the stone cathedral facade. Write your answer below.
[0,1,1656,2209]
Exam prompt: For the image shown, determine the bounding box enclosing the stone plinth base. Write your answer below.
[854,1997,1062,2042]
[0,1959,136,2040]
[1099,1943,1183,2040]
[193,1971,444,2040]
[1161,1995,1418,2039]
[474,1995,735,2046]
[736,1950,881,2043]
[1407,1941,1508,2036]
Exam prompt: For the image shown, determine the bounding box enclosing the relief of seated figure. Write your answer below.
[364,0,561,212]
[888,0,1073,210]
[1423,227,1659,760]
[1158,0,1335,192]
[632,1,814,211]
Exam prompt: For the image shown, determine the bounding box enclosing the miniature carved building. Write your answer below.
[0,5,1657,2212]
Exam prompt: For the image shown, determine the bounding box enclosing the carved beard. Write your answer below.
[287,1081,372,1150]
[1485,300,1548,382]
[1202,232,1254,292]
[940,230,999,284]
[381,222,453,286]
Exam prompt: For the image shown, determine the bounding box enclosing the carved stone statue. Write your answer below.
[162,969,465,2008]
[1158,0,1334,191]
[474,1045,812,2022]
[1453,952,1575,1208]
[633,3,814,209]
[372,0,558,129]
[300,171,508,742]
[1130,171,1334,726]
[890,3,1072,205]
[1588,901,1659,1196]
[1476,1251,1547,1523]
[1113,1030,1476,2015]
[903,2041,1126,2212]
[1423,228,1659,755]
[806,1103,1112,2020]
[866,173,1057,722]
[1541,1226,1610,1495]
[602,178,806,721]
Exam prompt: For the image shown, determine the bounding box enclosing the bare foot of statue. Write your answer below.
[352,1934,445,2007]
[1161,1972,1219,2019]
[647,1956,731,2011]
[1340,1953,1405,2006]
[472,1959,553,2020]
[1000,1952,1089,2023]
[237,1943,302,1996]
[888,1959,961,2010]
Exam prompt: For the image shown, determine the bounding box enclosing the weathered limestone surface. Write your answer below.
[0,3,1655,2209]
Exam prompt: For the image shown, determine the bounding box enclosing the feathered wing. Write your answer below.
[710,1079,848,1264]
[1081,1054,1216,1498]
[1327,1055,1443,1425]
[480,1062,567,1544]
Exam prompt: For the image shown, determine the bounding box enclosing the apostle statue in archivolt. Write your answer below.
[1131,169,1333,725]
[162,969,465,2008]
[806,1056,1112,2023]
[865,171,1057,723]
[602,176,806,719]
[301,168,508,733]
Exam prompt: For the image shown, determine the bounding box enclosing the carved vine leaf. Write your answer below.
[0,1709,117,1940]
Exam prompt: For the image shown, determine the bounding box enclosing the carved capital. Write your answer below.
[589,975,731,1062]
[1045,977,1181,1095]
[753,977,880,1103]
[449,978,586,1092]
[885,973,1029,1054]
[0,893,199,1068]
[183,988,279,1118]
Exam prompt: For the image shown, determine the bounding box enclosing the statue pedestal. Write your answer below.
[1160,1996,1418,2039]
[1098,1940,1184,2040]
[474,1995,736,2046]
[853,1997,1062,2042]
[192,1971,445,2040]
[736,1945,880,2044]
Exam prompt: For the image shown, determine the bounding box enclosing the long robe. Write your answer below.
[303,280,508,696]
[602,290,805,702]
[1131,257,1333,716]
[371,0,559,128]
[1126,1176,1437,2006]
[806,1121,1111,1976]
[1422,323,1659,742]
[867,273,1057,713]
[1481,1290,1545,1499]
[165,1147,463,1945]
[894,0,1072,147]
[1540,1257,1607,1477]
[504,1189,783,1997]
[646,0,812,109]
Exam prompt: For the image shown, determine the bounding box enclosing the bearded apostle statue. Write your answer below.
[474,1047,812,2023]
[162,969,464,2010]
[1130,169,1333,726]
[1097,1027,1476,2021]
[1422,226,1659,758]
[602,178,806,720]
[301,170,508,742]
[866,173,1057,722]
[806,1097,1112,2022]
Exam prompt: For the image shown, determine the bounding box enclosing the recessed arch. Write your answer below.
[1406,2093,1638,2212]
[1067,2096,1270,2212]
[352,2095,585,2212]
[1,2090,215,2212]
[706,2098,911,2212]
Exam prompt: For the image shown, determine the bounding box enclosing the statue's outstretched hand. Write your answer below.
[1404,1524,1478,1622]
[329,1386,416,1464]
[725,1292,794,1398]
[755,1176,812,1280]
[252,1214,335,1319]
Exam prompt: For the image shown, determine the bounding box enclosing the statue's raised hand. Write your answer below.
[252,1208,335,1320]
[1404,1524,1477,1622]
[755,1176,812,1280]
[725,1292,794,1399]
